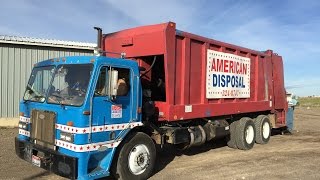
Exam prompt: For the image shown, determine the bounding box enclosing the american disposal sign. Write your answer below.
[206,49,250,98]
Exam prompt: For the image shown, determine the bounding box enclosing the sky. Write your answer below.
[0,0,319,96]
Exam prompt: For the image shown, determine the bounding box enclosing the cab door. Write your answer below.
[91,66,133,143]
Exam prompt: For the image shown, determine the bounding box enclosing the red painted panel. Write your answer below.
[164,22,177,105]
[103,22,286,126]
[189,40,203,104]
[174,36,183,105]
[272,54,286,110]
[180,38,190,105]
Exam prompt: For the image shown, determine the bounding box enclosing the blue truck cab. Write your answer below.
[15,56,156,179]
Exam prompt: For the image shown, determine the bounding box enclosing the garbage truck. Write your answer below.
[15,22,287,179]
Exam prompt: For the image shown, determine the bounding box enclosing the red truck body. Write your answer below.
[103,22,287,127]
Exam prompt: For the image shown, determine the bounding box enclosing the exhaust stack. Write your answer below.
[94,27,102,56]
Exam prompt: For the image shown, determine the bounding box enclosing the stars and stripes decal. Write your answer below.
[56,122,143,134]
[19,116,30,123]
[18,129,30,137]
[19,116,143,134]
[18,130,122,152]
[55,139,121,152]
[18,116,144,152]
[55,124,89,134]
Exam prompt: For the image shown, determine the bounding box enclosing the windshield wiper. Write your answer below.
[26,84,42,97]
[50,94,67,108]
[26,84,45,100]
[33,95,45,99]
[51,94,64,99]
[51,94,64,103]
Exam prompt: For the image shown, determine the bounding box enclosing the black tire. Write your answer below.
[255,115,271,144]
[235,117,256,150]
[112,132,156,180]
[227,121,239,149]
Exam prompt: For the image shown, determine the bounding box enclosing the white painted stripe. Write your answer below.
[19,129,30,137]
[55,139,121,152]
[56,122,143,134]
[19,116,30,123]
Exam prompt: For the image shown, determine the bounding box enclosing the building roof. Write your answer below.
[0,35,96,50]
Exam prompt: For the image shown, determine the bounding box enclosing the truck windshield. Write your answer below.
[47,64,93,106]
[23,66,55,102]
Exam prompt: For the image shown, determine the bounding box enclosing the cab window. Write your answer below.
[94,67,130,96]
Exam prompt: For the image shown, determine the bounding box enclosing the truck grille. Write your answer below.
[30,110,56,149]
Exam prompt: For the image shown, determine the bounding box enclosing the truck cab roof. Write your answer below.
[35,56,139,70]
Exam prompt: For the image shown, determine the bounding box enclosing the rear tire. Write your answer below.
[227,121,239,149]
[112,132,156,180]
[255,115,271,144]
[235,117,256,150]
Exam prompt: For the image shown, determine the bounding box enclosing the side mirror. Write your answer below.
[110,70,118,97]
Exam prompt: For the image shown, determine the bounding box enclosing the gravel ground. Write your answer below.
[1,107,319,180]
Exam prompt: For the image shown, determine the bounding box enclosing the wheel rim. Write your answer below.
[262,121,270,139]
[128,144,150,175]
[245,125,254,144]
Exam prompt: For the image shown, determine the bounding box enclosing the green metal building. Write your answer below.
[0,35,95,122]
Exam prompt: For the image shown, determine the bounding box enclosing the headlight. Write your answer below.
[60,132,74,143]
[60,133,66,140]
[18,122,28,130]
[65,135,72,142]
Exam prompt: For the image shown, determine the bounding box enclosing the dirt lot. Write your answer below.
[1,107,320,180]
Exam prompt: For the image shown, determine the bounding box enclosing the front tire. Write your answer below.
[112,132,156,180]
[236,117,256,150]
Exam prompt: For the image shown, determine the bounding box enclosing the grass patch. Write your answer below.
[298,97,320,107]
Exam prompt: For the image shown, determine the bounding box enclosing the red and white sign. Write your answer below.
[111,105,122,118]
[32,155,41,167]
[206,50,251,98]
